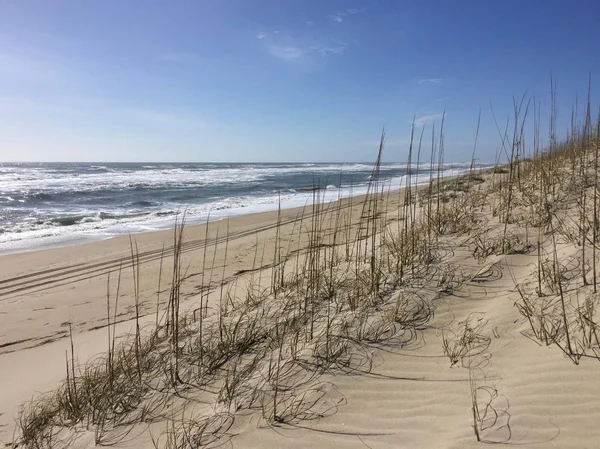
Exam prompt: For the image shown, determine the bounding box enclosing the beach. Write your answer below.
[2,1,598,447]
[0,187,393,443]
[3,155,600,448]
[0,162,475,256]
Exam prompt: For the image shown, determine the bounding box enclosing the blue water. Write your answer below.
[0,162,477,254]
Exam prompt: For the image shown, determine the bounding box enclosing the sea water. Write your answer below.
[0,162,483,255]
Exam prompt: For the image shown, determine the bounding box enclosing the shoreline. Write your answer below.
[0,165,490,354]
[0,184,390,348]
[0,165,483,257]
[0,178,410,442]
[0,185,365,257]
[5,152,600,447]
[0,166,487,445]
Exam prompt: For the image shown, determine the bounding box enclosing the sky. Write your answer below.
[0,0,599,163]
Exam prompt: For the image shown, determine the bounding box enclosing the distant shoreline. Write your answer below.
[0,161,487,256]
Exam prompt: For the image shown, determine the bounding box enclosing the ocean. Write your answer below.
[0,162,479,255]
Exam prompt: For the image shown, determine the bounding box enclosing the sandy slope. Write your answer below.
[225,229,600,448]
[0,192,378,443]
[220,245,600,449]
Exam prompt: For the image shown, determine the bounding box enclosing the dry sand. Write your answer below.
[0,192,375,443]
[2,171,600,448]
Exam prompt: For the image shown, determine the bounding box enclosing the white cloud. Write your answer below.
[305,20,314,26]
[256,32,266,39]
[260,23,348,62]
[311,43,346,56]
[329,8,360,23]
[414,113,445,127]
[267,40,346,62]
[418,78,443,85]
[268,45,304,61]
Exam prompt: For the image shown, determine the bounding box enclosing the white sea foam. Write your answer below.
[0,163,485,255]
[0,162,471,195]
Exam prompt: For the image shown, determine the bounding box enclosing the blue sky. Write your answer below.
[0,0,599,163]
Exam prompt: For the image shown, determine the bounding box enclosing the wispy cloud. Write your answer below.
[267,41,346,61]
[413,113,445,127]
[260,32,346,62]
[328,8,360,23]
[418,78,444,85]
[268,45,304,61]
[257,12,353,63]
[311,43,346,56]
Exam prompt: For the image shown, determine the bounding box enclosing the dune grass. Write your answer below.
[11,84,600,448]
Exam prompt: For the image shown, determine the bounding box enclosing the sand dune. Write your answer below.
[3,136,600,449]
